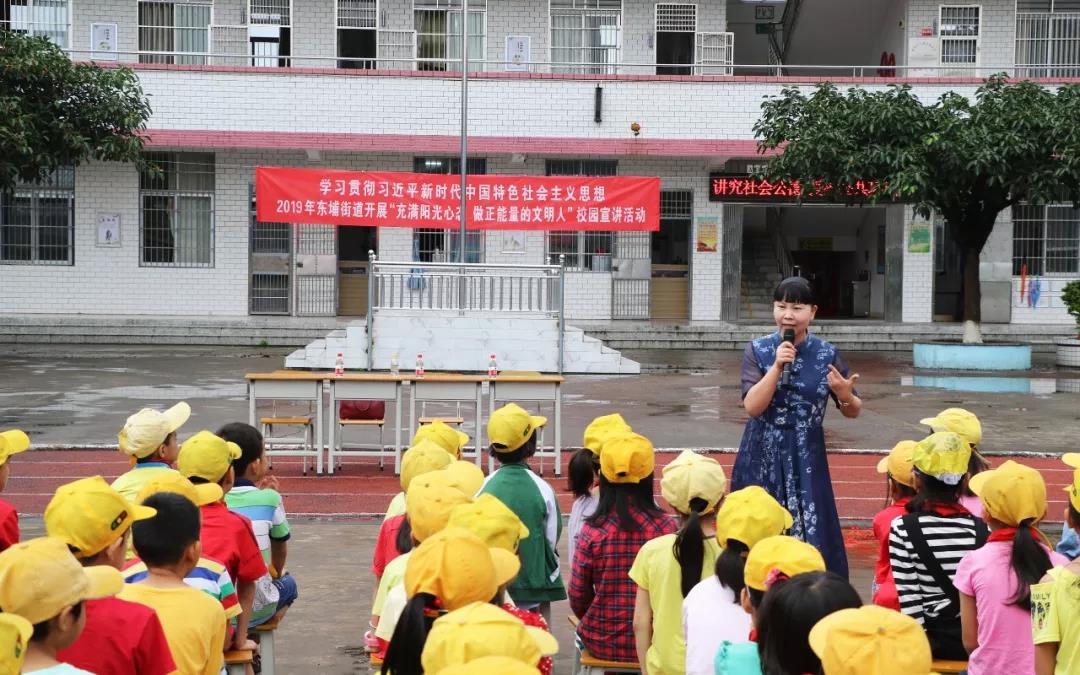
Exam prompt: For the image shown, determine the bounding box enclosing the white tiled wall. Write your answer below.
[902,207,935,322]
[906,0,1016,72]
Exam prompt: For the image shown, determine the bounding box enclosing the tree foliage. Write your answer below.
[0,29,153,191]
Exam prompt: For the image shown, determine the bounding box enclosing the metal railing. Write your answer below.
[1016,12,1080,78]
[767,207,797,280]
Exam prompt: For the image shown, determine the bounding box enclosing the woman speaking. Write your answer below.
[730,277,861,577]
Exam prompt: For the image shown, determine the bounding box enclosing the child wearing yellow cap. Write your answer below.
[567,413,632,565]
[953,460,1065,675]
[0,613,33,675]
[380,426,468,524]
[43,476,176,675]
[1031,454,1080,675]
[809,605,933,675]
[629,450,727,675]
[110,402,191,503]
[480,403,566,622]
[569,433,676,666]
[920,407,990,518]
[0,429,31,552]
[872,440,918,612]
[421,602,559,675]
[888,432,989,661]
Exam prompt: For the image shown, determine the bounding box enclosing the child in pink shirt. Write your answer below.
[872,441,917,611]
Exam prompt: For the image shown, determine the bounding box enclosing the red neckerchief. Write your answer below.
[988,526,1051,546]
[748,628,758,642]
[923,501,971,517]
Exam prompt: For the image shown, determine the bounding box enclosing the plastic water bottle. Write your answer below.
[334,352,344,377]
[390,352,400,377]
[415,353,425,378]
[488,354,498,379]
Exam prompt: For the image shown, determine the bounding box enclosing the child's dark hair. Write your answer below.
[960,450,991,498]
[883,475,917,508]
[568,448,598,499]
[381,593,438,675]
[1006,517,1054,610]
[756,571,862,675]
[674,496,711,598]
[131,492,200,567]
[135,432,175,463]
[489,432,537,465]
[713,539,750,602]
[586,473,664,533]
[216,422,264,478]
[907,469,963,513]
[395,517,414,555]
[774,276,815,305]
[29,600,83,643]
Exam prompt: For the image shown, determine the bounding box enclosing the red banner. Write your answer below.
[255,167,659,231]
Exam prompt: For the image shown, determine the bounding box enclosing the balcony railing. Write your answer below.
[1016,12,1080,78]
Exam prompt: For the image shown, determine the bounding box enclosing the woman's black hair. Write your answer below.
[756,571,862,675]
[907,469,963,513]
[381,593,438,675]
[30,600,84,643]
[395,517,414,555]
[1007,517,1054,610]
[713,539,750,602]
[674,496,711,598]
[489,432,538,465]
[568,448,598,499]
[773,276,815,305]
[587,473,664,532]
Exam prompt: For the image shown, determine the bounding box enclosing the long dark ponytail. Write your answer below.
[674,496,710,598]
[395,517,414,555]
[381,593,438,675]
[587,473,663,532]
[1008,518,1053,610]
[713,539,750,602]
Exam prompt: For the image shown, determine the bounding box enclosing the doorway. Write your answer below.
[933,216,964,321]
[338,226,377,316]
[650,190,691,320]
[655,3,695,75]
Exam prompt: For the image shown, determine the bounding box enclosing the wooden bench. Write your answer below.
[253,616,281,675]
[931,660,968,674]
[369,653,384,672]
[568,616,640,674]
[224,649,253,675]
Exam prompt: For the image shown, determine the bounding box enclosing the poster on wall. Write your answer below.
[91,23,118,60]
[500,230,527,254]
[908,220,931,253]
[96,214,121,246]
[696,217,718,253]
[505,36,530,71]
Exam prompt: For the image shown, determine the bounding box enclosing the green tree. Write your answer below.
[754,76,1080,342]
[0,30,153,190]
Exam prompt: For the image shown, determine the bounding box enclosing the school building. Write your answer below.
[2,0,1079,326]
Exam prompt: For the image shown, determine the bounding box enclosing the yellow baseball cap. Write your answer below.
[1063,453,1080,470]
[136,472,224,507]
[447,494,530,551]
[444,460,485,498]
[44,476,157,558]
[0,430,30,466]
[401,440,454,492]
[744,535,826,591]
[599,432,655,484]
[715,486,793,551]
[405,528,521,612]
[118,402,191,458]
[488,403,546,453]
[968,460,1047,527]
[920,408,982,447]
[435,655,540,675]
[414,421,469,458]
[422,602,558,674]
[809,605,932,675]
[0,537,124,624]
[177,430,241,483]
[0,613,32,675]
[583,413,632,456]
[876,441,917,489]
[1065,465,1080,513]
[912,432,971,485]
[406,471,474,542]
[661,450,727,515]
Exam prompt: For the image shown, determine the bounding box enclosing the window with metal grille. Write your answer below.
[412,157,486,262]
[337,0,378,68]
[1015,1,1080,77]
[140,152,215,267]
[1012,203,1080,275]
[545,160,616,271]
[138,1,212,64]
[0,167,74,265]
[939,5,980,70]
[248,0,291,66]
[656,3,695,32]
[414,0,486,72]
[551,0,621,74]
[1,0,69,48]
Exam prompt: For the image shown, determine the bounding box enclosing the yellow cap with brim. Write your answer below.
[912,432,971,486]
[444,460,485,498]
[0,614,32,675]
[118,402,191,459]
[660,450,727,515]
[406,471,474,542]
[44,476,157,558]
[0,537,124,624]
[1063,464,1080,513]
[1063,453,1080,469]
[401,440,455,492]
[919,408,981,448]
[583,413,632,456]
[968,460,1047,527]
[136,472,224,507]
[876,441,917,489]
[405,528,521,612]
[715,486,793,551]
[744,535,826,591]
[413,421,470,458]
[447,493,530,551]
[809,605,933,675]
[488,403,546,453]
[599,432,655,484]
[435,656,541,675]
[422,602,558,674]
[177,430,241,483]
[0,430,30,466]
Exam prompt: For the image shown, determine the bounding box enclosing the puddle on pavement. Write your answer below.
[902,375,1080,394]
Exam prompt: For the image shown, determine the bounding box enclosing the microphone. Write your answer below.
[781,329,795,387]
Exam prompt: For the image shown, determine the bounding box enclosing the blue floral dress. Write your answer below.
[731,331,851,578]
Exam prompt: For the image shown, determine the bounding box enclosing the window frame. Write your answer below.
[138,0,214,65]
[939,4,981,71]
[0,0,72,48]
[544,159,617,271]
[0,167,75,266]
[549,0,622,74]
[412,156,487,263]
[139,152,216,268]
[413,0,487,72]
[248,0,292,67]
[336,0,379,69]
[1012,202,1080,276]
